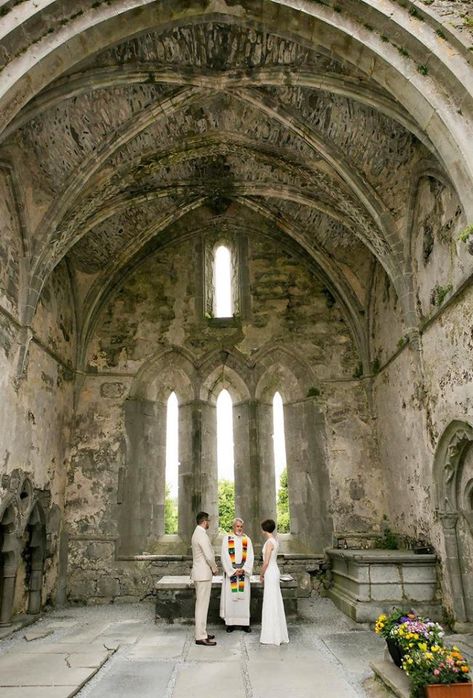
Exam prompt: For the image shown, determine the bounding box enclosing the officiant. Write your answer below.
[220,517,254,632]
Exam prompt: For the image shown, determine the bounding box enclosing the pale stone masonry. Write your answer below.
[0,0,472,633]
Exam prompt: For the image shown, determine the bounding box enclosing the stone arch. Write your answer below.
[0,502,19,627]
[22,503,46,616]
[255,345,317,403]
[119,347,198,555]
[199,351,252,405]
[252,345,332,550]
[130,346,196,403]
[434,420,473,628]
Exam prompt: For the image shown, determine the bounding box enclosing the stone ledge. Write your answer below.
[328,549,437,564]
[370,659,410,698]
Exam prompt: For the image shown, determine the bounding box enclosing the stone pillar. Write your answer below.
[27,563,43,615]
[200,402,218,536]
[178,401,196,543]
[284,398,332,552]
[256,401,277,529]
[0,553,17,627]
[120,398,166,554]
[233,400,259,540]
[439,512,467,623]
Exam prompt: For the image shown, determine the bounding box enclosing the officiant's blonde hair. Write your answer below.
[232,517,244,526]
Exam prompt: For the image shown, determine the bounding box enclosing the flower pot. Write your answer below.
[424,684,473,698]
[386,638,404,668]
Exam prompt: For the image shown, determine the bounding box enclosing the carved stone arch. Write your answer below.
[198,350,252,405]
[22,502,47,615]
[130,346,197,403]
[434,420,473,628]
[119,347,198,555]
[254,344,317,403]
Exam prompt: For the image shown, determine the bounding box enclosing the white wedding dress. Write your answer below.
[260,536,289,645]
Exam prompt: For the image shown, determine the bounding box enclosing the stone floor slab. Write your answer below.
[84,660,174,698]
[247,657,361,698]
[0,688,74,698]
[0,651,107,688]
[173,662,245,698]
[323,631,385,677]
[186,632,242,661]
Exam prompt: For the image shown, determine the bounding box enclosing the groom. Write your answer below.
[220,517,254,632]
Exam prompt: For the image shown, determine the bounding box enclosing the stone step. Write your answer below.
[370,659,410,698]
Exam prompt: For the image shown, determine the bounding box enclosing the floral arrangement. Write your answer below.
[374,609,415,639]
[390,617,444,654]
[402,645,471,697]
[374,610,471,697]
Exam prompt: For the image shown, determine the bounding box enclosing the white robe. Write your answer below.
[220,533,254,626]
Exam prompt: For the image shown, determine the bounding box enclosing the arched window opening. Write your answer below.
[214,245,233,318]
[273,391,290,533]
[217,389,235,532]
[165,391,179,534]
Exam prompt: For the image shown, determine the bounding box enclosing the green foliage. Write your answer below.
[364,23,374,31]
[306,386,320,398]
[371,356,381,375]
[417,64,428,75]
[218,480,235,533]
[375,517,399,549]
[398,46,409,57]
[352,362,363,379]
[464,16,473,28]
[422,0,434,5]
[435,28,446,39]
[164,486,178,534]
[458,223,473,242]
[409,6,423,20]
[397,335,409,350]
[381,35,389,42]
[430,283,453,307]
[277,468,290,533]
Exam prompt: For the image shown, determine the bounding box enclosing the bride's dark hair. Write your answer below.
[261,518,276,533]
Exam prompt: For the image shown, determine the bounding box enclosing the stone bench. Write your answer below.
[155,574,298,623]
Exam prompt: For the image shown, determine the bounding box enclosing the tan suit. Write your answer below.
[191,525,217,640]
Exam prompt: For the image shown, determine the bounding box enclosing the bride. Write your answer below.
[259,518,289,645]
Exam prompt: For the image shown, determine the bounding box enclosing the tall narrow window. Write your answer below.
[273,391,290,532]
[165,392,178,534]
[214,245,233,317]
[217,389,235,532]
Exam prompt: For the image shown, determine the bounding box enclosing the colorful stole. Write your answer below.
[228,535,248,593]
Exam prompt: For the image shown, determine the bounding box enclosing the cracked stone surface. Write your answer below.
[0,599,395,698]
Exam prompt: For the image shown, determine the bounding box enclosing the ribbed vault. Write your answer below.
[0,1,471,373]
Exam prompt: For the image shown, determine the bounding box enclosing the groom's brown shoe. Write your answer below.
[206,634,215,640]
[196,638,217,646]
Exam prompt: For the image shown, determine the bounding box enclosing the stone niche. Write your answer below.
[327,549,441,623]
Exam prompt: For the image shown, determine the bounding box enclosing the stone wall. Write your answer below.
[66,226,384,599]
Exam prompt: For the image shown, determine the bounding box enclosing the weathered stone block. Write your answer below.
[370,565,401,584]
[96,577,120,597]
[370,583,403,602]
[403,583,437,602]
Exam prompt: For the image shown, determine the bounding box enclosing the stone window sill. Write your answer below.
[206,316,241,328]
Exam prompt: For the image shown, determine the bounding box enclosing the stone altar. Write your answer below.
[155,575,298,623]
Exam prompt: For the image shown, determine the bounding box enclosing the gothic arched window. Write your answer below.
[165,391,179,534]
[214,245,233,318]
[217,388,235,531]
[273,391,290,533]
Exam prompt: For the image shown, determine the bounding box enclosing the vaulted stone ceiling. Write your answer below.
[2,2,471,372]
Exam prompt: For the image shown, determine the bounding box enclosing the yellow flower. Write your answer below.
[431,645,440,653]
[461,666,469,673]
[407,657,414,664]
[419,643,427,652]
